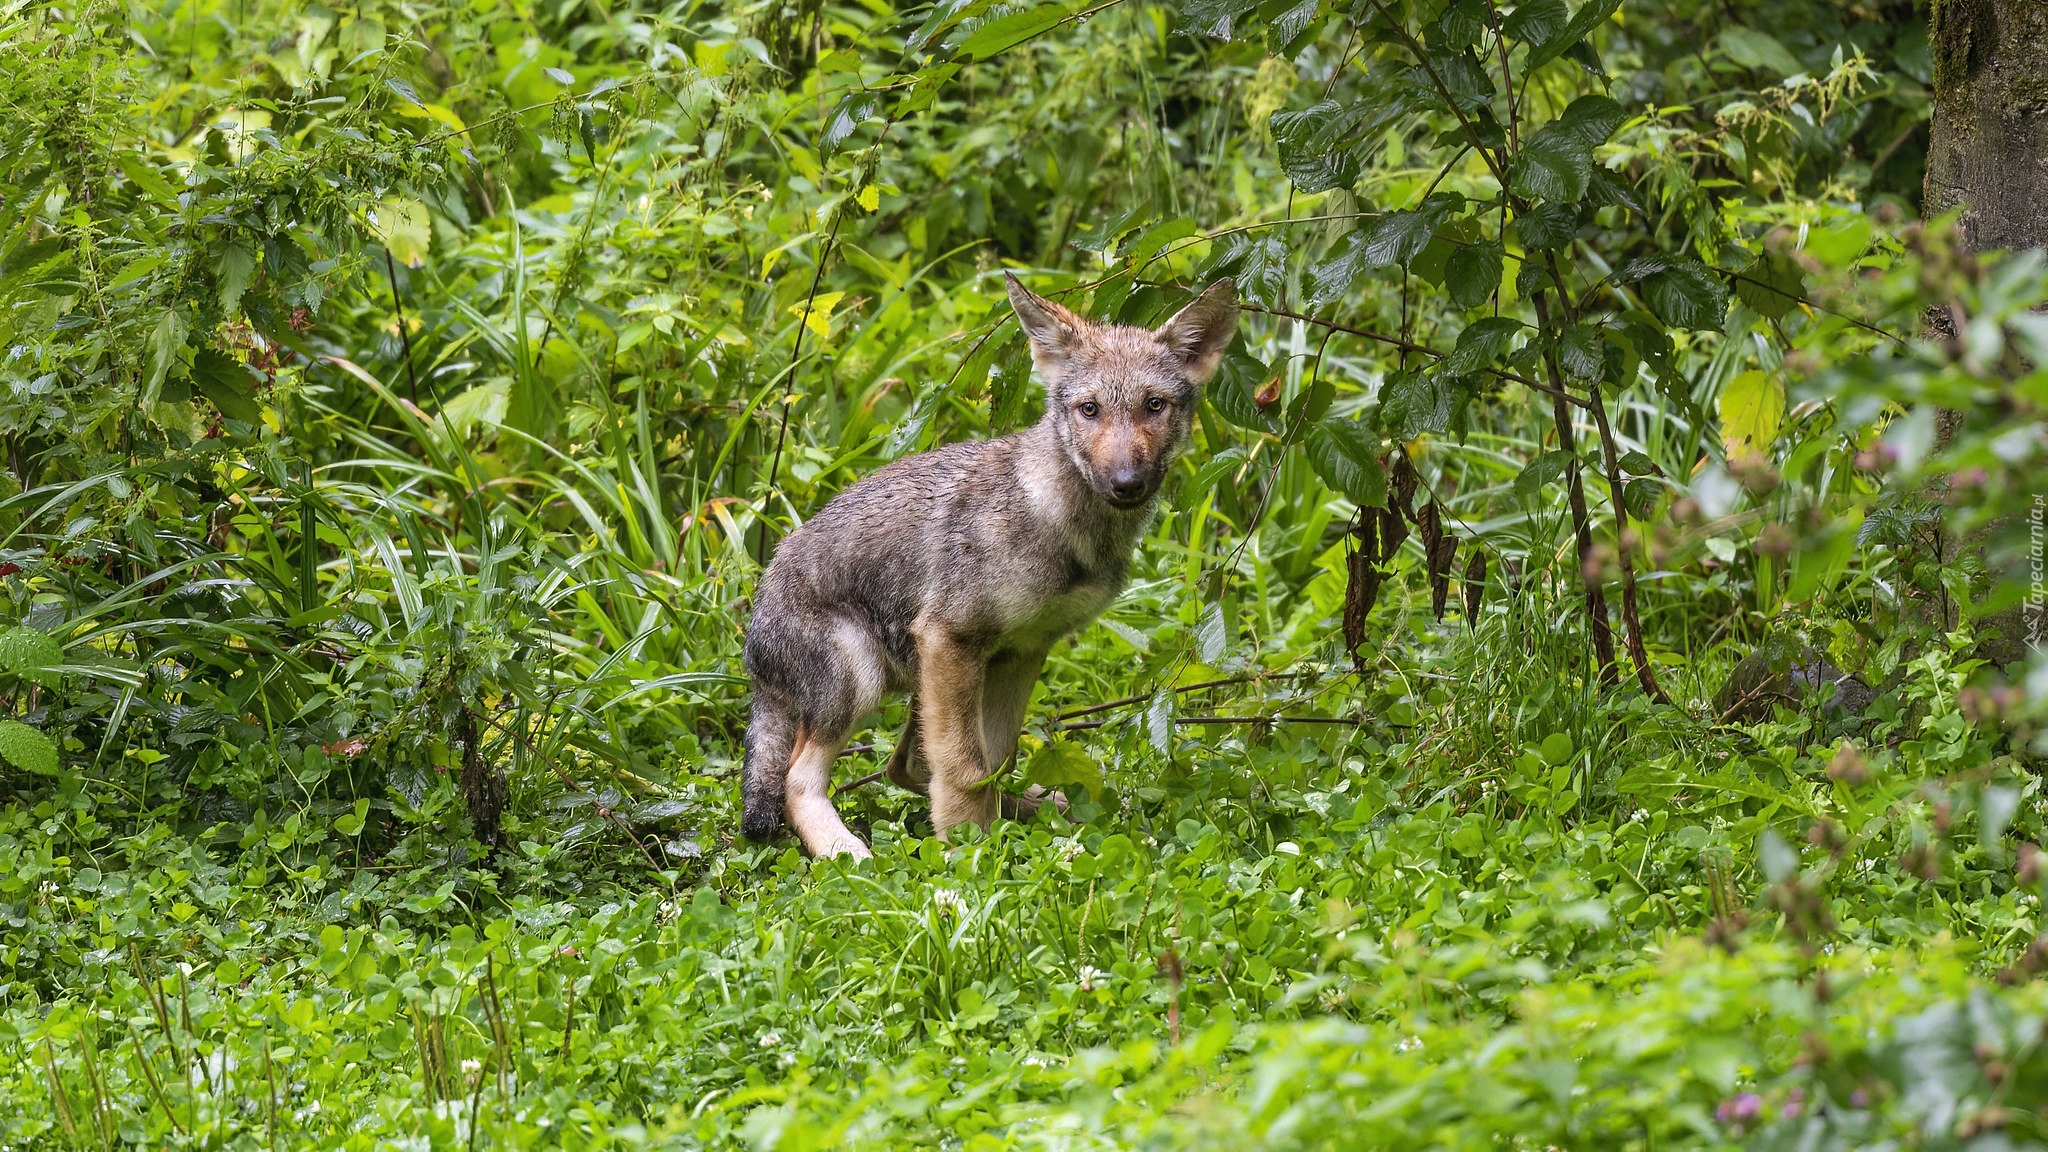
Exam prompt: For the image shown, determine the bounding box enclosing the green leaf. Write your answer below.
[1269,100,1368,193]
[1719,27,1804,77]
[1379,371,1452,441]
[0,626,62,684]
[1443,316,1523,375]
[1734,251,1806,321]
[1511,124,1593,203]
[1618,255,1728,331]
[1305,418,1388,507]
[1558,324,1603,381]
[1444,242,1502,309]
[1516,201,1579,251]
[821,90,882,158]
[1556,94,1626,148]
[1025,739,1103,795]
[369,197,431,268]
[954,5,1067,59]
[1207,344,1275,431]
[1527,0,1622,70]
[1514,449,1577,500]
[0,720,58,777]
[1208,234,1288,307]
[1718,369,1783,458]
[1501,0,1567,44]
[1424,49,1495,113]
[1196,601,1229,664]
[188,348,264,425]
[1618,450,1659,476]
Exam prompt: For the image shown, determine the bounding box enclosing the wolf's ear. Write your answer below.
[1154,277,1238,385]
[1006,273,1086,372]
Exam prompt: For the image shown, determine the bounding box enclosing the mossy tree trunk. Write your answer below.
[1925,0,2048,666]
[1927,1,2048,254]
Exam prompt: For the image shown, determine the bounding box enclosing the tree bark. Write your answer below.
[1924,0,2048,666]
[1926,0,2048,255]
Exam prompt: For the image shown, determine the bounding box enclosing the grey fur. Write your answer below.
[741,275,1239,857]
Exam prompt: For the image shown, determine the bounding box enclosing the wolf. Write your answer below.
[739,274,1239,858]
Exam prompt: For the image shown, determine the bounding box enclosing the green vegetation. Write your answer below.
[6,0,2048,1146]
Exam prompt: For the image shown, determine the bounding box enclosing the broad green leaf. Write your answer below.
[1270,100,1371,193]
[1556,94,1626,147]
[1196,601,1229,664]
[1511,124,1593,203]
[1720,28,1804,76]
[1501,0,1567,44]
[0,626,62,683]
[1444,316,1523,375]
[1207,343,1275,431]
[369,197,430,268]
[1025,739,1103,795]
[954,5,1067,59]
[0,720,57,777]
[1719,369,1783,458]
[1379,371,1452,441]
[1516,201,1578,251]
[1558,324,1603,381]
[821,90,882,157]
[1444,242,1503,309]
[1735,251,1806,321]
[1514,449,1577,500]
[1619,255,1728,331]
[1305,418,1388,507]
[189,348,264,424]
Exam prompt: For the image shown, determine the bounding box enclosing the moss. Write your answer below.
[1930,0,1995,100]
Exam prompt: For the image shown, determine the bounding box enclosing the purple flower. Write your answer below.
[1718,1093,1764,1125]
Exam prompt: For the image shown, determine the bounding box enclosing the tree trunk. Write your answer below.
[1926,1,2048,254]
[1925,0,2048,666]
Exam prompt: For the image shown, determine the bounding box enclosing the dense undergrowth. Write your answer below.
[8,0,2048,1146]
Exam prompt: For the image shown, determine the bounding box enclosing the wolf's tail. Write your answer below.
[740,700,796,841]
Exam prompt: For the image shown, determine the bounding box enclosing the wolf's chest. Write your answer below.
[986,563,1121,653]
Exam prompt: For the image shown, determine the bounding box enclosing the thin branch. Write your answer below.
[1240,303,1592,408]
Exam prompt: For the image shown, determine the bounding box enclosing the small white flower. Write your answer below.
[1397,1035,1423,1053]
[461,1059,482,1075]
[1077,965,1106,991]
[758,1031,781,1048]
[931,888,965,916]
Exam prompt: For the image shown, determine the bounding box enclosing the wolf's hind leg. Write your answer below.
[884,698,929,791]
[741,699,797,841]
[981,648,1063,823]
[785,728,871,859]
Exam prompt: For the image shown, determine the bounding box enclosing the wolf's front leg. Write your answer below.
[916,631,996,837]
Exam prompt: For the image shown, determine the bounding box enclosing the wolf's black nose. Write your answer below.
[1108,470,1147,502]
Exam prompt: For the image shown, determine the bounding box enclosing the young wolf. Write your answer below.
[740,275,1238,858]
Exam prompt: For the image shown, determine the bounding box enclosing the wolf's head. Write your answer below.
[1005,275,1239,510]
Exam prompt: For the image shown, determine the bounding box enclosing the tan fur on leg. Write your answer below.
[884,698,929,791]
[917,631,996,838]
[784,731,870,859]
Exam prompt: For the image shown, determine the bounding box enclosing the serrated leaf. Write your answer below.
[1269,100,1370,193]
[189,348,264,425]
[1444,242,1503,309]
[1558,324,1603,381]
[1424,49,1495,112]
[0,720,57,777]
[1516,201,1578,251]
[1444,316,1523,375]
[1527,0,1622,70]
[0,626,62,683]
[1147,689,1174,754]
[1178,0,1260,38]
[1514,449,1577,500]
[1379,371,1452,441]
[1618,255,1728,331]
[1207,344,1275,431]
[953,5,1067,59]
[1587,168,1643,214]
[1734,251,1806,321]
[1207,233,1288,307]
[1501,0,1567,44]
[1025,739,1103,795]
[1305,418,1388,507]
[1196,601,1229,664]
[1511,124,1593,203]
[1618,449,1658,476]
[821,90,882,158]
[1718,369,1783,458]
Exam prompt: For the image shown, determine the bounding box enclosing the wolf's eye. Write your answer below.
[1146,396,1166,413]
[1079,401,1099,418]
